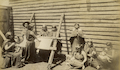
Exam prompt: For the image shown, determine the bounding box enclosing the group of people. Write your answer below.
[0,22,116,70]
[66,23,115,70]
[0,22,61,69]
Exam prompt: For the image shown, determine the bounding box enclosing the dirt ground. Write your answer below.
[0,61,113,70]
[1,54,119,70]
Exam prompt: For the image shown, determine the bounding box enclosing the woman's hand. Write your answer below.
[36,49,40,54]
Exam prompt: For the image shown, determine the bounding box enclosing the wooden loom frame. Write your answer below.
[31,13,65,70]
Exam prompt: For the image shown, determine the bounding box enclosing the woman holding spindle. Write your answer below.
[69,23,85,55]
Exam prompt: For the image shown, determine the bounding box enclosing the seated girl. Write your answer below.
[84,41,100,70]
[66,45,87,69]
[2,32,24,68]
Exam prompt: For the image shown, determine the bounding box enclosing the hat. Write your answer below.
[22,22,30,27]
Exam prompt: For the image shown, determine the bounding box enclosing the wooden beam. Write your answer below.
[0,30,6,40]
[47,13,64,70]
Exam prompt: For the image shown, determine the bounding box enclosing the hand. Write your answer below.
[82,65,85,69]
[92,51,96,55]
[36,49,39,54]
[15,44,19,46]
[88,54,93,57]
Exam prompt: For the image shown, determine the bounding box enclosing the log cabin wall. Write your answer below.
[10,0,120,54]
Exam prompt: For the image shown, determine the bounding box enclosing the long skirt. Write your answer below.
[22,41,35,61]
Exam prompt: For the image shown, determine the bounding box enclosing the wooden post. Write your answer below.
[47,14,64,70]
[0,30,6,41]
[29,13,35,22]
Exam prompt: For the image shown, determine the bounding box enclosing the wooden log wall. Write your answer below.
[10,0,120,54]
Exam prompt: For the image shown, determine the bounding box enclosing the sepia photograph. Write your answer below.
[0,0,120,70]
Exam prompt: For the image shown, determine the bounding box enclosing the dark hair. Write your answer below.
[5,32,12,39]
[22,22,30,27]
[52,25,57,31]
[74,23,79,27]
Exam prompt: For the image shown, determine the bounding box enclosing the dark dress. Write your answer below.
[2,39,22,68]
[69,28,85,55]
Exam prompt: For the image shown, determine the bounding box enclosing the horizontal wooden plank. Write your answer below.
[85,39,120,45]
[12,3,120,12]
[91,6,120,11]
[11,14,119,21]
[12,8,120,15]
[12,8,87,14]
[10,0,86,6]
[13,19,120,27]
[11,15,119,21]
[90,0,116,3]
[91,2,120,6]
[12,18,120,24]
[11,11,120,17]
[10,0,87,9]
[10,0,117,8]
[14,23,120,29]
[84,35,120,41]
[12,3,87,11]
[11,1,120,10]
[14,26,120,33]
[84,31,120,37]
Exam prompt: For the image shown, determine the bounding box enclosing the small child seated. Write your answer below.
[98,42,113,63]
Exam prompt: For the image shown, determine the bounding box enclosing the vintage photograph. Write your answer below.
[0,0,120,70]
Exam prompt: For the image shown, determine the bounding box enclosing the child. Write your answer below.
[98,42,113,63]
[84,41,100,69]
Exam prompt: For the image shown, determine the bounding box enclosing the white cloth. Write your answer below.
[35,37,54,50]
[19,35,27,47]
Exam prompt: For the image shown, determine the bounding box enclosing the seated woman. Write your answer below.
[66,45,87,69]
[38,24,50,37]
[2,32,24,68]
[84,41,100,70]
